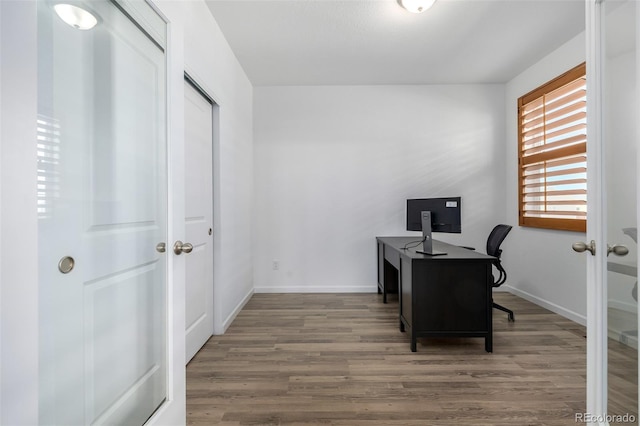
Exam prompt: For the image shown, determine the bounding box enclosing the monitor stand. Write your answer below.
[416,211,447,256]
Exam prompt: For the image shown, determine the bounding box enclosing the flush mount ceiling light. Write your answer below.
[54,3,98,30]
[397,0,436,13]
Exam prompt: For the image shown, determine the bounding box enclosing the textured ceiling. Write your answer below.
[205,0,586,86]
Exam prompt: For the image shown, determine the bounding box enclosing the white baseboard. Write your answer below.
[254,285,377,294]
[608,298,637,314]
[505,285,587,326]
[249,285,589,327]
[219,288,254,334]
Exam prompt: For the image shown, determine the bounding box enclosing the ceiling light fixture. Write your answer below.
[54,3,98,30]
[397,0,436,14]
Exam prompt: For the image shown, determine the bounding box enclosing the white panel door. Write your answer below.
[37,1,168,424]
[184,78,214,363]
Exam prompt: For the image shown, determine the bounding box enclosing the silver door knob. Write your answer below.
[607,244,629,257]
[572,240,596,255]
[156,242,166,253]
[173,241,193,255]
[58,256,75,274]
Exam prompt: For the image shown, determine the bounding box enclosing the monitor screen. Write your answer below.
[406,197,461,233]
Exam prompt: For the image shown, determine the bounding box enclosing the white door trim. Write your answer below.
[146,0,186,424]
[637,0,640,415]
[585,0,609,423]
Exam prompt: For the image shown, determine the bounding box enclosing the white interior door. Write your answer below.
[184,77,214,363]
[37,1,169,424]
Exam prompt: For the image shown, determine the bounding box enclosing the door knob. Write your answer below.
[572,240,596,255]
[607,244,629,257]
[156,242,166,253]
[173,241,193,255]
[58,256,75,274]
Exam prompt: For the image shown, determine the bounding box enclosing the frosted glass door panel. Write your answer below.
[605,0,638,419]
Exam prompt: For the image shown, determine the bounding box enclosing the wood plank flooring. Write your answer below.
[186,292,634,425]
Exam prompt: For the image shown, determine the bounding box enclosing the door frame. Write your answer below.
[0,1,187,424]
[183,66,223,337]
[585,0,607,421]
[147,1,187,423]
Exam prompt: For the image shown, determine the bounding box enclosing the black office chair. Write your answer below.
[463,225,514,321]
[623,228,637,301]
[486,224,514,321]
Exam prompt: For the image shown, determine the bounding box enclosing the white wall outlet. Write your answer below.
[272,260,280,271]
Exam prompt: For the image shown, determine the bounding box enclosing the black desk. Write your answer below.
[376,236,495,352]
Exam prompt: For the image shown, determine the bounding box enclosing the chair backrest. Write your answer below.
[486,224,512,259]
[623,227,637,243]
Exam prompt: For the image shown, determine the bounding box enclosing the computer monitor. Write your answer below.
[406,197,462,233]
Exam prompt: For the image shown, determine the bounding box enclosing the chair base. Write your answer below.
[493,302,514,322]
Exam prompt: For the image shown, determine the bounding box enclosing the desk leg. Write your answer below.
[485,266,493,353]
[399,320,404,332]
[485,335,492,353]
[410,336,417,352]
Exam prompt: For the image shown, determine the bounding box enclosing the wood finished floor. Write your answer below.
[186,293,635,426]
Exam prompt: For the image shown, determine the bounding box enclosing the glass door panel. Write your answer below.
[605,0,638,419]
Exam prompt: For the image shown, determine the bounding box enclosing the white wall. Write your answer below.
[505,33,588,324]
[253,85,505,292]
[175,1,254,333]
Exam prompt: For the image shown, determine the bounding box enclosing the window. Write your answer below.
[518,63,587,232]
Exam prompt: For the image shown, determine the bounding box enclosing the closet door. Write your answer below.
[184,76,215,363]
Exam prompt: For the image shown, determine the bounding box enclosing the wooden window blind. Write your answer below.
[518,63,587,232]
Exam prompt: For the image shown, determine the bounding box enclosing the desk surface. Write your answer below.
[376,236,495,262]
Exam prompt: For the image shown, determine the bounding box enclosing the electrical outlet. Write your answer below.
[272,260,280,271]
[620,333,629,345]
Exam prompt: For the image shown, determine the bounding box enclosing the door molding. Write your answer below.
[146,1,187,424]
[585,0,608,422]
[185,72,214,105]
[636,2,640,416]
